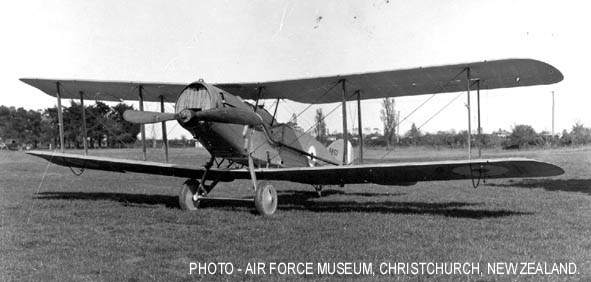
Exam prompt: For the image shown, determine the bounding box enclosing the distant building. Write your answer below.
[352,127,383,136]
[492,128,511,138]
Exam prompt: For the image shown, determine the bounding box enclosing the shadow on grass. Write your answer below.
[36,192,179,208]
[36,190,527,218]
[488,178,591,195]
[271,190,526,218]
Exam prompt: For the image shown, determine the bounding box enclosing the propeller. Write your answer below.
[123,108,263,126]
[122,110,179,124]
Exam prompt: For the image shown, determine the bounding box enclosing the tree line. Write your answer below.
[0,102,140,150]
[392,123,591,149]
[2,100,590,151]
[313,97,591,149]
[313,121,591,149]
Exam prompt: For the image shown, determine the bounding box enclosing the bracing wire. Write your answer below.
[378,68,468,160]
[263,88,361,164]
[397,69,466,127]
[250,81,341,153]
[61,88,134,149]
[283,81,340,128]
[397,94,437,126]
[27,149,58,224]
[417,92,464,131]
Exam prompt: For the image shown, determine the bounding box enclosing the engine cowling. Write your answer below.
[175,82,218,114]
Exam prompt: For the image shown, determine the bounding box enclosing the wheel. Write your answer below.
[254,182,277,216]
[179,179,201,210]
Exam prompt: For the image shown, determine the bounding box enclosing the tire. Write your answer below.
[254,182,277,216]
[179,179,200,210]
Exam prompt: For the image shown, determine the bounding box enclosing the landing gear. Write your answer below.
[246,142,278,216]
[179,178,220,210]
[179,157,219,211]
[254,182,277,216]
[179,179,201,210]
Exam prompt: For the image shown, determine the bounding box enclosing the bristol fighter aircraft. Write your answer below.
[21,58,564,215]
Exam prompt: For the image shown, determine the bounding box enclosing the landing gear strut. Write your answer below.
[179,156,220,210]
[248,150,278,216]
[179,178,220,210]
[313,184,323,197]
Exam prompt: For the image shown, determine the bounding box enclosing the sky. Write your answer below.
[1,0,590,139]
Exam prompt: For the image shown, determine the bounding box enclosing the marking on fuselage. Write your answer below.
[307,146,317,167]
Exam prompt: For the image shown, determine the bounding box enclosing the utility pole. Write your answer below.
[396,110,400,144]
[552,91,555,136]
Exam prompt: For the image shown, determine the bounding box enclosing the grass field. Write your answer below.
[1,146,590,281]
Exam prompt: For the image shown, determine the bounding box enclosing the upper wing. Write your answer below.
[28,151,563,186]
[21,58,562,104]
[216,58,563,103]
[19,78,186,103]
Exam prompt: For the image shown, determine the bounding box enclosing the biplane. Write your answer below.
[21,58,564,215]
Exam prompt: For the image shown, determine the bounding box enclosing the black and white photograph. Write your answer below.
[1,0,590,281]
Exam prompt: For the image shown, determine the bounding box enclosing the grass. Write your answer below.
[1,146,590,281]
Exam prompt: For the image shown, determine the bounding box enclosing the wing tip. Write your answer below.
[543,162,565,177]
[523,159,565,177]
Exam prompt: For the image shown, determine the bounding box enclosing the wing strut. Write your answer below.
[56,82,65,153]
[466,68,472,159]
[476,80,482,158]
[340,79,348,165]
[80,91,88,155]
[356,90,363,164]
[468,72,483,158]
[138,86,147,161]
[159,95,169,163]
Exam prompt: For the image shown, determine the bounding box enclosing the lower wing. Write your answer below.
[27,151,563,186]
[254,158,564,185]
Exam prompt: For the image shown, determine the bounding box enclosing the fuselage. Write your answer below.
[174,82,336,168]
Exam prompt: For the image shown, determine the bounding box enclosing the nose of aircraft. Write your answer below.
[175,83,215,114]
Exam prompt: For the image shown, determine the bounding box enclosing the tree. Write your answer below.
[314,108,328,144]
[1,102,142,149]
[560,129,572,146]
[405,122,422,145]
[0,106,19,140]
[570,122,591,146]
[87,102,111,148]
[64,101,84,148]
[0,106,43,149]
[180,135,187,148]
[23,109,42,148]
[380,98,398,149]
[40,107,58,148]
[510,124,538,148]
[108,103,141,147]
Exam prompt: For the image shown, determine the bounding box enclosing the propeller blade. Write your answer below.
[190,108,263,126]
[123,110,178,124]
[124,108,263,126]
